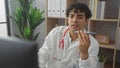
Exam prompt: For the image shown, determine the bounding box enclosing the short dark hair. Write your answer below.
[66,2,92,19]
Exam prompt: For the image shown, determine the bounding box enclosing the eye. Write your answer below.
[69,14,74,18]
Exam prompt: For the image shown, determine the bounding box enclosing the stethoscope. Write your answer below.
[52,27,69,61]
[58,27,69,50]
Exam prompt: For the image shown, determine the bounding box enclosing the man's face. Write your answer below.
[67,10,88,32]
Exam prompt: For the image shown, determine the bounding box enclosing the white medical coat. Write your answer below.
[38,26,99,68]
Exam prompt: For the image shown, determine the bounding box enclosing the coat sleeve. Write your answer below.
[78,35,99,68]
[38,28,56,68]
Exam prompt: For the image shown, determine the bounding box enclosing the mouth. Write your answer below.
[70,24,79,28]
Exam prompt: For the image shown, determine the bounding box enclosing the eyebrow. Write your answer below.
[69,13,84,17]
[77,14,84,16]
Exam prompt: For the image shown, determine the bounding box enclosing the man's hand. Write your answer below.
[78,30,90,60]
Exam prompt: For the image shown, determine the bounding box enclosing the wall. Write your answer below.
[8,0,46,48]
[8,0,18,36]
[33,0,46,48]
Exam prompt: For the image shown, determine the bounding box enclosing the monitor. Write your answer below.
[0,37,38,68]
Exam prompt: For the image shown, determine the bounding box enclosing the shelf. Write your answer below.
[99,43,116,49]
[47,16,66,19]
[90,19,119,22]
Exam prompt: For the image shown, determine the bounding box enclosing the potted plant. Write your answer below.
[10,0,44,41]
[98,52,107,68]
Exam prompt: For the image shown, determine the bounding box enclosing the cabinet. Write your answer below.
[45,0,120,68]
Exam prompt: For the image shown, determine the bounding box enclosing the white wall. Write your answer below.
[0,23,8,37]
[33,0,46,48]
[8,0,46,48]
[8,0,18,36]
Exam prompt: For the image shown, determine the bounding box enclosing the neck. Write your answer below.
[69,30,78,41]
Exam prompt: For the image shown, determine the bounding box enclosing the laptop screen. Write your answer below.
[0,37,38,68]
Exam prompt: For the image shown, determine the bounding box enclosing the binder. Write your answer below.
[56,0,61,17]
[96,1,101,19]
[51,0,56,17]
[61,0,66,17]
[100,1,105,19]
[90,0,95,19]
[48,0,52,16]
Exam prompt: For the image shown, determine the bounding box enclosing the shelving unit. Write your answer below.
[45,0,120,68]
[88,0,120,68]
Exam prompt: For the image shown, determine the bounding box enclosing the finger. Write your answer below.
[78,30,84,46]
[84,32,89,38]
[83,32,90,42]
[80,31,87,45]
[80,30,90,45]
[83,32,91,47]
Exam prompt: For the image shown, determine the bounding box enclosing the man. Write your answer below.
[38,2,99,68]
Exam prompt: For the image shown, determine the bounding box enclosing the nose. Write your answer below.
[72,16,77,23]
